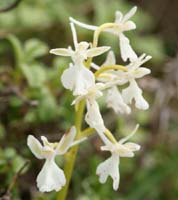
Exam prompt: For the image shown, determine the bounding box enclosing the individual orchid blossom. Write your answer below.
[50,23,110,64]
[96,124,140,190]
[50,23,110,95]
[72,83,106,133]
[70,7,138,62]
[27,126,82,192]
[94,52,151,110]
[121,54,151,110]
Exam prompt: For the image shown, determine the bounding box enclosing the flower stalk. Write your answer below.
[57,101,85,200]
[94,64,127,77]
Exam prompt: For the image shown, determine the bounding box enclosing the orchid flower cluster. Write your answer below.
[27,6,151,195]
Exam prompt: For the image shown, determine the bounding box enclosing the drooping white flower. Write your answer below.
[27,126,79,192]
[73,83,106,133]
[97,52,151,110]
[70,7,138,62]
[120,54,151,110]
[96,125,140,190]
[106,86,131,114]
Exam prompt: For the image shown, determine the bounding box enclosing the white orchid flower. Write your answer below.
[106,86,131,114]
[121,54,151,110]
[50,23,110,64]
[61,62,95,96]
[50,23,109,96]
[70,7,137,62]
[96,124,140,190]
[27,126,82,192]
[95,52,151,110]
[73,83,106,133]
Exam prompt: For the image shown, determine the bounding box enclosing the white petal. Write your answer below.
[123,21,136,31]
[61,64,77,91]
[61,63,95,96]
[27,135,44,159]
[127,54,152,70]
[77,42,90,51]
[122,80,149,110]
[106,87,131,114]
[96,154,120,190]
[122,6,137,22]
[41,136,51,147]
[91,62,100,70]
[135,93,149,110]
[124,142,141,151]
[49,48,72,57]
[119,33,137,62]
[102,51,116,66]
[115,11,123,23]
[85,99,105,133]
[87,46,110,58]
[70,22,78,49]
[56,126,76,155]
[69,17,98,31]
[37,159,66,192]
[119,124,139,144]
[134,67,151,79]
[116,145,134,157]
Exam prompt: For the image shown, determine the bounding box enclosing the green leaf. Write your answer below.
[24,39,48,61]
[37,87,58,122]
[21,64,47,88]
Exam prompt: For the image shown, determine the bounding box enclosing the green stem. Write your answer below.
[6,34,24,67]
[94,64,127,77]
[57,101,85,200]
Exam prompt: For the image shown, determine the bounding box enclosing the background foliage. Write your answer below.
[0,0,178,199]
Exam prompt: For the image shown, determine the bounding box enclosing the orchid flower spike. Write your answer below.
[70,7,138,62]
[27,126,82,192]
[96,124,140,190]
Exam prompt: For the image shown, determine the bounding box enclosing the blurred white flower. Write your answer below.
[27,127,78,192]
[96,124,140,190]
[70,7,137,62]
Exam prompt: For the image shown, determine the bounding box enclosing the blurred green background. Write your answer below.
[0,0,178,199]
